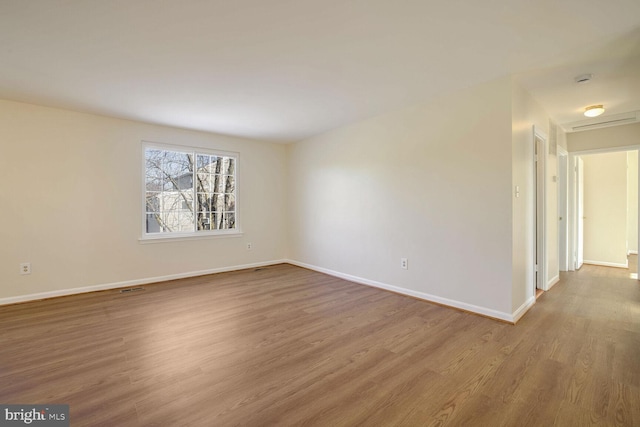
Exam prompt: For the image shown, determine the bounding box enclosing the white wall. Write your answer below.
[567,123,640,152]
[581,152,628,267]
[557,127,569,273]
[546,150,559,283]
[557,127,567,150]
[0,100,288,301]
[545,123,562,284]
[547,124,567,280]
[288,77,515,318]
[511,81,555,309]
[627,151,638,254]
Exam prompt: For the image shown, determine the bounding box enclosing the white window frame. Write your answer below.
[140,141,241,243]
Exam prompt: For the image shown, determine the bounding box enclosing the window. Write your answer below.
[143,143,238,239]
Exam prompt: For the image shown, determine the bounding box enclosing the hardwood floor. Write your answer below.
[581,254,638,278]
[1,262,639,426]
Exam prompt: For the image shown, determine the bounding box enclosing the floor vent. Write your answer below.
[119,287,145,294]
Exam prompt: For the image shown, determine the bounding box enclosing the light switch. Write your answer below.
[515,185,520,198]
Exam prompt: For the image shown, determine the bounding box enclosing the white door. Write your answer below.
[576,157,584,269]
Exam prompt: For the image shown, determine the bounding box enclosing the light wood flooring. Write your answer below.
[1,261,639,426]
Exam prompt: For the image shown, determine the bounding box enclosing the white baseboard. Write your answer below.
[3,258,538,324]
[285,259,521,323]
[628,250,638,255]
[546,275,560,290]
[0,259,287,306]
[583,260,628,269]
[512,296,536,323]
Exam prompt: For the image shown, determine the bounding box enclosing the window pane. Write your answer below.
[211,212,221,230]
[221,175,235,193]
[196,212,212,230]
[162,211,194,232]
[145,175,162,191]
[223,194,236,211]
[196,154,211,170]
[145,150,164,191]
[196,173,210,193]
[146,213,162,233]
[209,196,219,213]
[196,193,210,212]
[225,212,236,229]
[151,212,171,232]
[209,174,222,194]
[161,151,192,191]
[146,192,160,212]
[211,157,223,174]
[224,158,235,175]
[159,190,193,212]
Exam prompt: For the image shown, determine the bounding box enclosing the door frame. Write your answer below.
[576,157,584,269]
[533,126,548,291]
[558,146,569,271]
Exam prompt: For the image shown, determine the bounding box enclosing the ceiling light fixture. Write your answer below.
[584,105,605,117]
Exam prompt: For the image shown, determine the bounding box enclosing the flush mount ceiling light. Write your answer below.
[584,105,605,117]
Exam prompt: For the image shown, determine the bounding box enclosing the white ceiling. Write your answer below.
[1,0,639,142]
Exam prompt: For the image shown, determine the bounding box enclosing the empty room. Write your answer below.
[1,1,640,426]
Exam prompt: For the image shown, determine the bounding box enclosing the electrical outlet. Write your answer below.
[247,243,252,250]
[20,263,31,275]
[401,258,408,270]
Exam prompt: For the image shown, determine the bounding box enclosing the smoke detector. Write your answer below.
[574,74,593,84]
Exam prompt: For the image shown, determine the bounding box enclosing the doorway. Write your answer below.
[568,148,640,276]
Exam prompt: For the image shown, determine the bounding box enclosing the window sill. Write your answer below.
[139,231,243,244]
